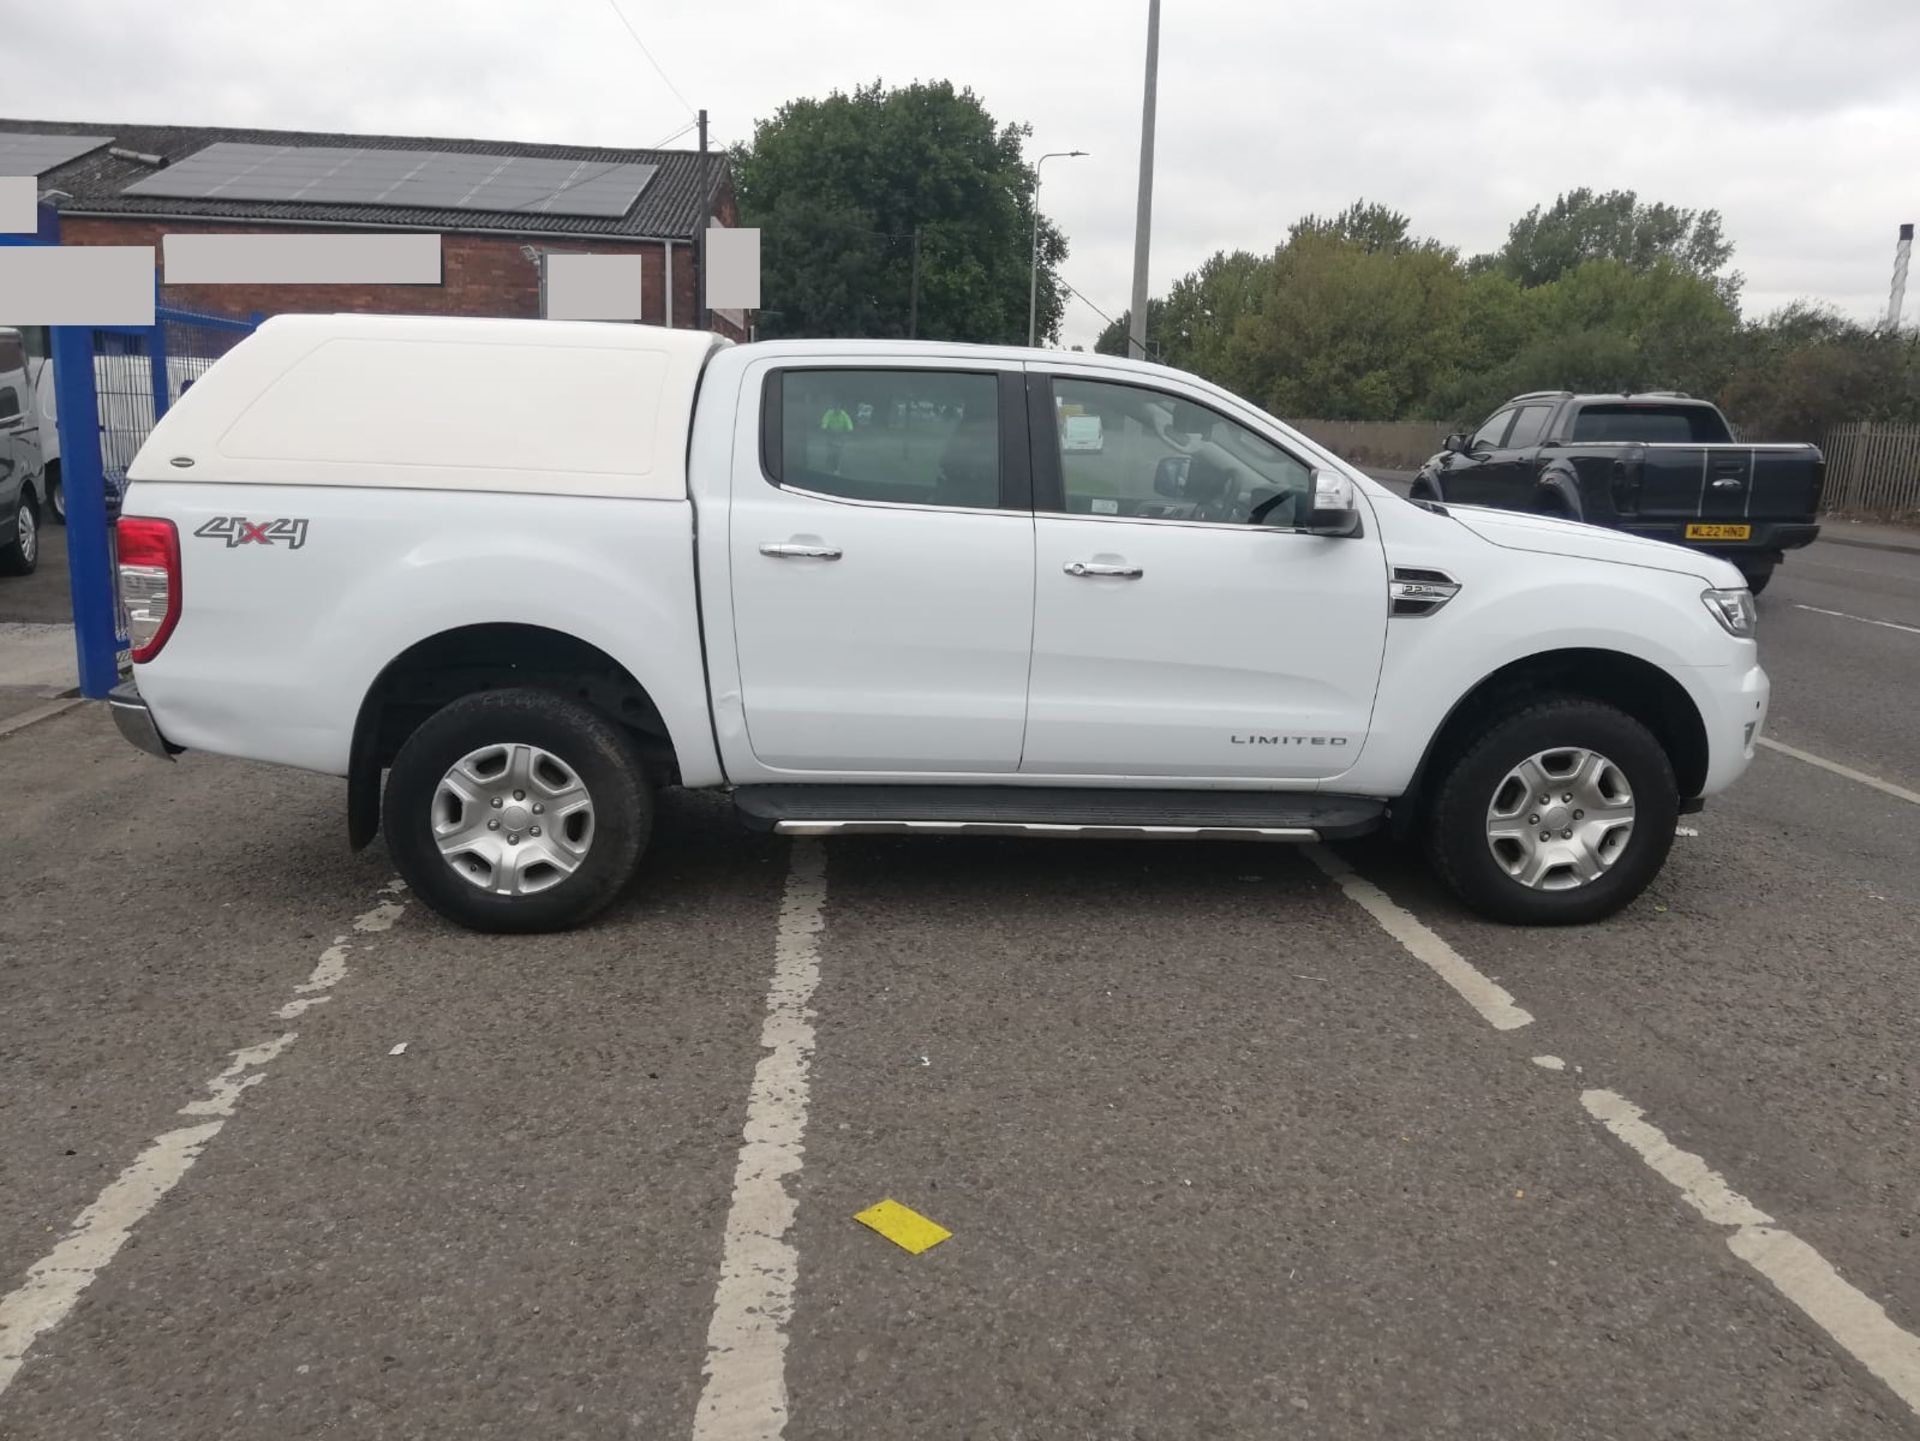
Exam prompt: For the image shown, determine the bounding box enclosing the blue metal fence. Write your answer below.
[50,301,257,697]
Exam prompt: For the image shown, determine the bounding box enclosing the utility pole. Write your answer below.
[1128,0,1160,361]
[909,228,922,339]
[694,108,710,332]
[1028,151,1087,347]
[1889,223,1913,329]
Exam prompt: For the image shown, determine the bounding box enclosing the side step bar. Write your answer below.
[774,820,1322,841]
[733,785,1386,843]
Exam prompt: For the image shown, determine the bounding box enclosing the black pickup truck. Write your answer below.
[1410,392,1823,593]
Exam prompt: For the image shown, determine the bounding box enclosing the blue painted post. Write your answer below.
[48,327,121,698]
[148,278,170,421]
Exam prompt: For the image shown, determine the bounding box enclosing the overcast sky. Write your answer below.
[8,0,1916,348]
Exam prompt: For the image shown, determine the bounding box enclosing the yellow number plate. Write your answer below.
[1686,523,1751,541]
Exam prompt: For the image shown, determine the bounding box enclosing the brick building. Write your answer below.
[2,118,744,337]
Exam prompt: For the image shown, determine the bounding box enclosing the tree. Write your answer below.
[1094,299,1167,358]
[1289,201,1452,258]
[1721,303,1920,439]
[1223,230,1468,419]
[1485,188,1740,303]
[1160,249,1270,376]
[733,80,1068,342]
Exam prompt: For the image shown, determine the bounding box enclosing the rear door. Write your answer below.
[726,362,1036,775]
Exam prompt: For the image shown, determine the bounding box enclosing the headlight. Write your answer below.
[1701,587,1757,637]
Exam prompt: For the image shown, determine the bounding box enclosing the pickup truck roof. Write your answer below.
[1505,390,1696,405]
[127,313,1343,502]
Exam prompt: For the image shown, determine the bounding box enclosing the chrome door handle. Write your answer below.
[760,542,843,560]
[1064,560,1143,579]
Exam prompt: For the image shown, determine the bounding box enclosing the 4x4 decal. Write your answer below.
[193,517,310,550]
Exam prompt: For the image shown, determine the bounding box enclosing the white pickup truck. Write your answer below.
[108,314,1768,932]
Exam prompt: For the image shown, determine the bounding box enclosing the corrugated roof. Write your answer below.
[0,117,728,240]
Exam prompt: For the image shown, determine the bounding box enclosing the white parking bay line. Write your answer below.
[1757,737,1920,807]
[692,840,828,1441]
[1583,1090,1920,1418]
[0,881,407,1398]
[1791,603,1920,637]
[1306,845,1533,1031]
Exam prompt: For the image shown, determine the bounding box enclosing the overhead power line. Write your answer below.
[650,119,700,149]
[1059,277,1120,330]
[602,0,696,118]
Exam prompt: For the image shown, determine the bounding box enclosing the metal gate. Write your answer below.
[49,304,257,696]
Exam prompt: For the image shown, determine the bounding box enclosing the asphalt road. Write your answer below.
[0,526,78,725]
[1,530,1916,1438]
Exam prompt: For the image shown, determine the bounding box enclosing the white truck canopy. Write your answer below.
[127,312,726,500]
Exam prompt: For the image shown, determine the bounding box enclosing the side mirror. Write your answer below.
[1153,454,1191,497]
[1443,432,1470,454]
[1303,468,1361,536]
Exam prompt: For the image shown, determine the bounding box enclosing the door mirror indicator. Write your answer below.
[1302,468,1361,537]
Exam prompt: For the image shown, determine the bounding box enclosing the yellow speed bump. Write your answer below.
[853,1198,952,1255]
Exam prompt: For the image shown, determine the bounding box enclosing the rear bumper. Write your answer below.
[1618,521,1820,554]
[108,680,180,760]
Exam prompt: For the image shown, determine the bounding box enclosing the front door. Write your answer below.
[1439,405,1518,506]
[1021,371,1388,781]
[727,363,1036,775]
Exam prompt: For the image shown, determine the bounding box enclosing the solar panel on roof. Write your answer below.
[0,132,115,175]
[121,142,656,219]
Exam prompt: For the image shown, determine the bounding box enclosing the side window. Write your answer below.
[1471,408,1517,450]
[1503,404,1551,449]
[773,368,1000,510]
[1048,376,1314,526]
[0,386,19,422]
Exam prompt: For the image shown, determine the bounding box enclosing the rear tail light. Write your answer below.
[117,516,181,662]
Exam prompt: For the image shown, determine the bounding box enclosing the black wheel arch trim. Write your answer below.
[1388,648,1709,840]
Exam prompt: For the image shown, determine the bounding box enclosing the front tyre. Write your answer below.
[1424,695,1678,925]
[384,688,652,933]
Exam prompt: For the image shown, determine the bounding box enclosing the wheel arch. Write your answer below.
[1389,646,1708,839]
[347,622,680,851]
[1534,462,1584,519]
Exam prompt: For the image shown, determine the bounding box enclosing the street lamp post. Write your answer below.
[1029,149,1087,347]
[1129,0,1160,360]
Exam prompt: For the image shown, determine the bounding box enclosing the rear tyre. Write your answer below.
[383,687,652,933]
[0,497,39,576]
[47,465,65,525]
[1738,561,1774,596]
[1424,694,1678,925]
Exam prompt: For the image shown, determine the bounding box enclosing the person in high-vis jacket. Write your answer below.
[820,402,853,473]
